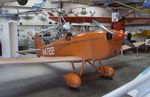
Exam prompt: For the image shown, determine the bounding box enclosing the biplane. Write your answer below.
[0,20,136,88]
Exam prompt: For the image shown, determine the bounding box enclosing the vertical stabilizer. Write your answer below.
[34,33,44,57]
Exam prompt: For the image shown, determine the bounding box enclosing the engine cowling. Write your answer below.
[112,30,125,41]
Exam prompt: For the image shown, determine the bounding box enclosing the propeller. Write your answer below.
[122,38,136,48]
[93,20,115,35]
[93,20,136,49]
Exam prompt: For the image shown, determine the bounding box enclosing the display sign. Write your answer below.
[112,12,119,22]
[145,39,150,46]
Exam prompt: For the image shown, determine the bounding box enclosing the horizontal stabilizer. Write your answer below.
[16,49,41,54]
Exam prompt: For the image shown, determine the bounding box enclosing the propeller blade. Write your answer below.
[93,20,136,49]
[93,20,114,35]
[122,38,136,48]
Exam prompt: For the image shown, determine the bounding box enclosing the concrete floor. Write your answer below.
[0,53,149,97]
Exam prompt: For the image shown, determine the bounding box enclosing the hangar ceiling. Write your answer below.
[71,0,145,5]
[1,0,146,10]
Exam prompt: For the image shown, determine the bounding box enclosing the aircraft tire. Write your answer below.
[63,73,81,88]
[97,66,115,77]
[17,0,28,5]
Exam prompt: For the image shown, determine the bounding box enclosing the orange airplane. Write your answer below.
[0,20,135,88]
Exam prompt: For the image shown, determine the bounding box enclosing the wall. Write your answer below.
[126,25,150,32]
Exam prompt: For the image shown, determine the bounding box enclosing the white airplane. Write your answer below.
[103,66,150,97]
[0,0,28,7]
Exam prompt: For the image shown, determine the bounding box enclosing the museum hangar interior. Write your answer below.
[0,0,150,97]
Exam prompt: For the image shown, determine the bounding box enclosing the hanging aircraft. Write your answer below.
[48,0,150,24]
[0,0,47,20]
[0,0,46,21]
[0,9,40,21]
[31,0,46,11]
[0,20,137,88]
[65,0,150,16]
[16,0,47,14]
[0,9,20,21]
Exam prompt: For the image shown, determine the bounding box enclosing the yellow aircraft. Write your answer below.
[0,20,136,88]
[132,30,150,38]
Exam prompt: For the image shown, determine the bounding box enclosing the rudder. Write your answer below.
[34,33,44,57]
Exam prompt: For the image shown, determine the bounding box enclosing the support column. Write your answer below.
[1,19,11,58]
[1,19,19,58]
[9,22,19,58]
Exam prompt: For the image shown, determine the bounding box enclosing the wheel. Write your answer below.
[17,0,28,5]
[97,66,115,77]
[63,73,81,88]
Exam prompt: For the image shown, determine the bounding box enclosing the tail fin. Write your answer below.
[34,33,44,57]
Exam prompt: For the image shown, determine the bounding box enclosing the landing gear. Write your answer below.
[64,73,81,88]
[97,66,115,77]
[63,60,115,88]
[87,61,115,78]
[17,0,28,5]
[63,62,85,88]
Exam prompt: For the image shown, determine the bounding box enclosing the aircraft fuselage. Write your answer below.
[40,31,122,60]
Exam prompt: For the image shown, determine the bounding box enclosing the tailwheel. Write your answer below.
[63,73,82,88]
[97,66,115,78]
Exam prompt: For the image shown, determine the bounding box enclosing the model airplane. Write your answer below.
[0,9,20,21]
[0,9,35,21]
[32,0,46,11]
[0,20,136,88]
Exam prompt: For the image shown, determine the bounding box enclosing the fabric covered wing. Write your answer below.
[0,56,83,65]
[16,49,40,54]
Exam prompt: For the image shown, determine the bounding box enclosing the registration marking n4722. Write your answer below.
[42,47,55,55]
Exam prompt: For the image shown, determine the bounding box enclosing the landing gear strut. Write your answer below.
[87,61,115,77]
[64,73,81,88]
[64,60,115,88]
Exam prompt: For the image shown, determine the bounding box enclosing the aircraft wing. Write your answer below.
[0,56,83,65]
[122,41,145,50]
